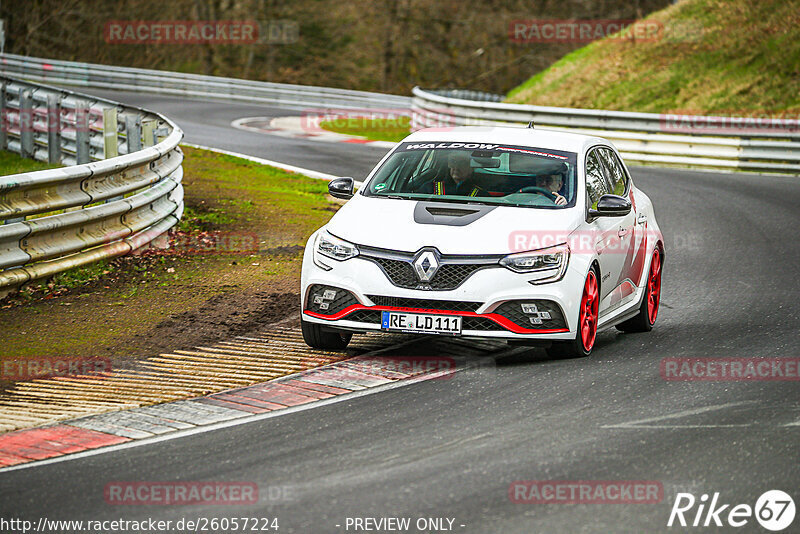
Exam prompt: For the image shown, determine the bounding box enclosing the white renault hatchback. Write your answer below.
[300,126,663,358]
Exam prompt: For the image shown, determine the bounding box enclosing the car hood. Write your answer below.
[325,195,582,255]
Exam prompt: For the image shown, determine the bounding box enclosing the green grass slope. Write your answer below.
[506,0,800,114]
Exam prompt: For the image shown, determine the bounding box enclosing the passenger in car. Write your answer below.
[419,152,488,197]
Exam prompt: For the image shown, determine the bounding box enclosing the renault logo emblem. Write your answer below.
[413,249,440,282]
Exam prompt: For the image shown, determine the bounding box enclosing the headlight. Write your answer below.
[316,231,359,261]
[500,243,569,284]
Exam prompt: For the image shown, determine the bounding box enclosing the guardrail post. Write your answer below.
[19,88,34,158]
[0,72,185,290]
[103,107,119,159]
[47,93,60,164]
[103,107,126,203]
[0,81,6,151]
[75,100,90,164]
[125,114,142,153]
[141,119,156,147]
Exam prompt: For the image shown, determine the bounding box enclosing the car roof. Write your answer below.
[403,125,611,154]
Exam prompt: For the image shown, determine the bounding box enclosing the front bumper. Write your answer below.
[301,236,585,341]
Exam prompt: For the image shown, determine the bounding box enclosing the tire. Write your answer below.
[616,247,663,333]
[301,319,352,350]
[547,268,600,359]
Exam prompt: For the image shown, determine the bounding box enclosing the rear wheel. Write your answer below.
[547,268,599,359]
[301,319,352,350]
[616,247,662,333]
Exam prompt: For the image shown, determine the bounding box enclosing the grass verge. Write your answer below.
[0,150,60,176]
[506,0,800,115]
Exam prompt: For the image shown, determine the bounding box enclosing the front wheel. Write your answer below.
[616,247,662,333]
[301,319,352,350]
[547,268,599,359]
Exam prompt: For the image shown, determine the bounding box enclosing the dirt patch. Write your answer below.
[140,291,300,357]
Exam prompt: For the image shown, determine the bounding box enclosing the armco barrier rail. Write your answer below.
[412,88,800,174]
[0,53,411,111]
[4,54,795,174]
[0,75,184,294]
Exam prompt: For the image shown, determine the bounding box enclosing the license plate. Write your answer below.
[381,311,462,335]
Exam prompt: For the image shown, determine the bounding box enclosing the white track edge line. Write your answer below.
[181,142,364,186]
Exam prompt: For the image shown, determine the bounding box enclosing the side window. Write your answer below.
[585,150,610,209]
[598,148,628,197]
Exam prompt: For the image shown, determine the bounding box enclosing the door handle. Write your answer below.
[618,228,628,237]
[637,213,647,224]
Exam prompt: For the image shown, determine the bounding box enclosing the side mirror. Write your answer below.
[588,194,631,218]
[328,177,354,199]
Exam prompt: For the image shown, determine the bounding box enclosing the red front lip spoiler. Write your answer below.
[303,304,569,335]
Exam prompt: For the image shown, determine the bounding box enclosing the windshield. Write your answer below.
[363,142,578,208]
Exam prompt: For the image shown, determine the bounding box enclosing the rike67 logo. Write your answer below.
[668,490,795,531]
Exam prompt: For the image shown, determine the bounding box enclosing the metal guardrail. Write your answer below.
[0,75,184,294]
[3,54,796,174]
[0,53,411,111]
[412,88,800,174]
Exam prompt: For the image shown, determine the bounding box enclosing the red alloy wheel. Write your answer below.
[579,270,599,351]
[647,249,662,325]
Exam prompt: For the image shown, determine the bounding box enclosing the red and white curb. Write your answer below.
[231,115,398,149]
[0,354,472,471]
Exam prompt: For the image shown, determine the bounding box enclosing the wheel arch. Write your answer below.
[589,259,601,293]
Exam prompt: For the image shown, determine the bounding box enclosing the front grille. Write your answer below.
[492,300,567,329]
[305,284,358,315]
[462,317,504,331]
[431,264,486,290]
[367,295,481,312]
[369,257,417,287]
[345,310,382,324]
[366,256,491,290]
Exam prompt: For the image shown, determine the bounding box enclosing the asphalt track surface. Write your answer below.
[1,90,799,533]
